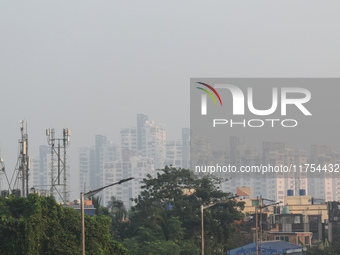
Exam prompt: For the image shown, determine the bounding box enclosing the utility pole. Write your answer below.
[81,192,85,254]
[201,204,204,255]
[260,195,262,255]
[256,198,281,255]
[256,197,259,255]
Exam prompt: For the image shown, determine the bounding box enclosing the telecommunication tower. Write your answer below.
[11,121,29,197]
[0,157,11,194]
[46,128,70,204]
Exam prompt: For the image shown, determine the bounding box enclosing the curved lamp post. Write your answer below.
[81,177,134,255]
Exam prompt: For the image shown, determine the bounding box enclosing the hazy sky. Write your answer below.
[1,1,340,199]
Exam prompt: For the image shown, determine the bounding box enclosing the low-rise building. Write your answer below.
[268,231,312,247]
[227,241,306,255]
[284,191,328,223]
[63,200,95,216]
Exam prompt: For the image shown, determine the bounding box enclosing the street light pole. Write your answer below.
[255,199,281,255]
[201,204,204,255]
[256,200,259,255]
[81,177,134,255]
[81,192,85,254]
[260,195,262,255]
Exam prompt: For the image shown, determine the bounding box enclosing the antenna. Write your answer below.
[10,121,29,197]
[46,128,70,204]
[0,157,11,194]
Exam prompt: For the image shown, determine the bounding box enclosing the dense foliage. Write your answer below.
[306,239,340,255]
[112,166,246,255]
[0,194,129,255]
[0,167,247,255]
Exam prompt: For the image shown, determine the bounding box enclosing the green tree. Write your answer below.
[120,166,244,255]
[307,240,336,255]
[0,194,129,255]
[108,196,127,221]
[91,196,110,216]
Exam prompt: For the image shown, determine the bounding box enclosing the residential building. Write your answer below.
[28,157,40,188]
[102,156,154,209]
[308,145,333,202]
[79,147,95,192]
[181,128,190,169]
[165,139,182,168]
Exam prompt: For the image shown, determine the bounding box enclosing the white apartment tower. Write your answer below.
[165,139,183,169]
[102,157,154,208]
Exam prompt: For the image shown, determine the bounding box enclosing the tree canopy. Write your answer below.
[114,166,245,255]
[0,194,129,255]
[0,166,247,255]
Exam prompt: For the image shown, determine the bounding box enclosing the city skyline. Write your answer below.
[2,1,340,253]
[0,113,189,201]
[3,113,339,204]
[2,1,340,202]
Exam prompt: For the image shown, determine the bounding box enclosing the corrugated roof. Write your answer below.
[262,241,303,250]
[228,241,305,254]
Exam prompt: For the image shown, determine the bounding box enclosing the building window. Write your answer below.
[252,200,259,206]
[305,236,310,245]
[276,236,289,242]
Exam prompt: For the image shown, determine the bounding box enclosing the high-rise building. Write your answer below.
[181,128,190,169]
[102,156,154,209]
[120,127,137,160]
[102,114,165,208]
[291,149,308,195]
[137,114,148,152]
[79,138,120,194]
[165,139,182,168]
[332,151,340,201]
[94,135,107,190]
[80,115,172,208]
[25,145,51,192]
[140,120,166,169]
[79,147,94,192]
[308,145,333,202]
[28,157,40,188]
[39,145,50,186]
[28,156,51,198]
[123,115,166,170]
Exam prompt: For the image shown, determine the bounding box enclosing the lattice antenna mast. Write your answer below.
[18,121,29,197]
[46,128,55,198]
[63,129,71,204]
[8,121,29,197]
[46,128,70,204]
[0,158,11,193]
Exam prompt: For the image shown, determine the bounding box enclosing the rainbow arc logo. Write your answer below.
[196,82,223,106]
